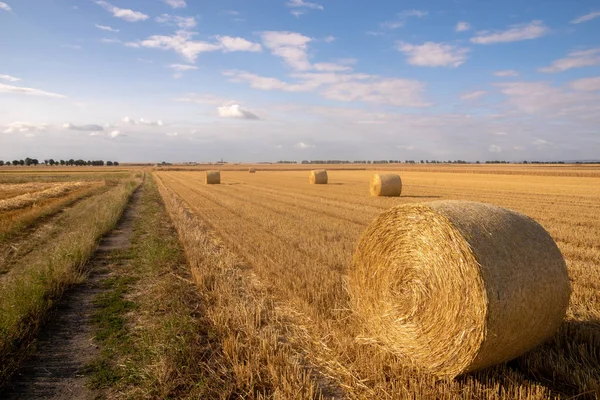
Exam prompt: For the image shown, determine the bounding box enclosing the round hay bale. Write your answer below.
[370,173,402,197]
[249,167,256,173]
[349,200,570,377]
[205,170,220,184]
[309,170,328,184]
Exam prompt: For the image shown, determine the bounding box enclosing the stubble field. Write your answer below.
[155,168,600,399]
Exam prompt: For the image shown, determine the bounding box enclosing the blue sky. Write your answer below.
[1,0,599,162]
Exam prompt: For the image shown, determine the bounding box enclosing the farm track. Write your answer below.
[1,185,142,399]
[156,170,600,398]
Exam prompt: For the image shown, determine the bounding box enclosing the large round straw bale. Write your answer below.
[349,200,570,377]
[309,170,328,184]
[249,167,256,173]
[370,173,402,196]
[205,170,221,184]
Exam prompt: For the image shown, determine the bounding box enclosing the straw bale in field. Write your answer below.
[370,173,402,197]
[349,200,570,377]
[309,170,328,184]
[205,170,221,184]
[249,168,256,173]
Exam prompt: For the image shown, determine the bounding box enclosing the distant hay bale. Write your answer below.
[249,167,256,173]
[349,200,570,377]
[370,173,402,197]
[309,170,328,184]
[205,170,220,184]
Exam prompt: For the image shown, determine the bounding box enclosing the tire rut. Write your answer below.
[1,186,142,400]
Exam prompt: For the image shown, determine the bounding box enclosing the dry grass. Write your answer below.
[0,182,95,212]
[155,169,600,399]
[0,174,140,386]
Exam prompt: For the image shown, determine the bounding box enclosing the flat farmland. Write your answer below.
[155,169,600,399]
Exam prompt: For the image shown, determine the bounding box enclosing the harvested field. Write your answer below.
[155,168,600,398]
[0,181,96,212]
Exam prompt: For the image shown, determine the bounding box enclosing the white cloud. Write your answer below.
[570,11,600,24]
[496,81,600,119]
[95,24,119,32]
[539,48,600,73]
[224,70,432,107]
[493,69,519,77]
[221,10,240,16]
[0,74,20,82]
[323,35,336,43]
[397,145,415,150]
[381,9,428,30]
[313,63,352,72]
[295,142,315,149]
[168,63,197,78]
[110,130,121,138]
[119,117,163,126]
[3,122,48,134]
[290,10,305,18]
[216,36,262,52]
[101,38,121,44]
[163,0,186,9]
[470,20,549,44]
[156,14,196,29]
[397,42,469,68]
[89,131,103,136]
[166,132,179,136]
[0,2,11,12]
[0,83,66,98]
[455,21,471,32]
[261,31,312,70]
[217,104,260,120]
[460,90,487,100]
[569,76,600,92]
[95,1,149,22]
[63,123,104,131]
[286,0,323,10]
[175,93,236,106]
[489,144,502,153]
[127,31,260,63]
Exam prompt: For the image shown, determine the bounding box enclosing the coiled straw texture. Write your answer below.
[205,170,221,184]
[370,174,402,196]
[309,170,328,184]
[349,200,570,377]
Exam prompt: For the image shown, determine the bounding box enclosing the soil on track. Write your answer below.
[1,187,142,399]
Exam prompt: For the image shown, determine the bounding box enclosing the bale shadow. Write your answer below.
[400,195,442,199]
[462,318,600,399]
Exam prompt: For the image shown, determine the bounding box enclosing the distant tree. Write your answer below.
[476,160,480,164]
[19,160,25,166]
[32,159,39,165]
[114,161,119,166]
[106,161,113,166]
[49,159,56,165]
[0,161,4,166]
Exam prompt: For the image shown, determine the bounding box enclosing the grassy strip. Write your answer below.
[154,174,324,399]
[88,175,230,398]
[0,177,140,386]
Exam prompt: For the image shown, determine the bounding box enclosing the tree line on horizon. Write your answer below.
[0,158,119,166]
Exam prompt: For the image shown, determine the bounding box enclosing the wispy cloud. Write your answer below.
[120,117,164,126]
[0,2,11,12]
[217,104,260,120]
[539,48,600,73]
[168,63,197,78]
[162,0,186,9]
[63,123,104,131]
[0,83,66,98]
[126,31,260,63]
[493,70,519,77]
[397,42,469,68]
[95,24,119,32]
[569,76,600,92]
[470,20,549,44]
[295,142,315,149]
[286,0,323,10]
[570,11,600,24]
[95,1,149,22]
[381,9,428,30]
[261,31,312,70]
[3,122,48,134]
[455,21,471,32]
[110,130,121,138]
[155,14,196,29]
[460,90,487,100]
[0,74,20,82]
